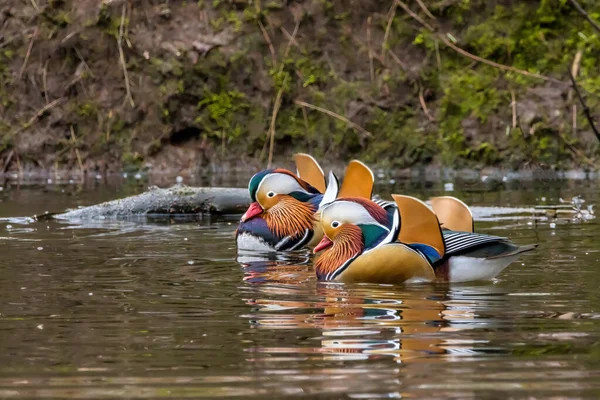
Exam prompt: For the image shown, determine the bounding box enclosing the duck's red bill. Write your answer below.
[241,202,263,222]
[314,236,333,253]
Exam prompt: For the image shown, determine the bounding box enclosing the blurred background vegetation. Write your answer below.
[0,0,599,175]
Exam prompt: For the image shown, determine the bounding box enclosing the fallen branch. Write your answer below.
[53,185,251,219]
[117,3,135,108]
[567,0,600,35]
[294,100,373,138]
[568,66,600,143]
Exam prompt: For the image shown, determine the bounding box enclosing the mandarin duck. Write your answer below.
[236,154,374,251]
[313,175,537,284]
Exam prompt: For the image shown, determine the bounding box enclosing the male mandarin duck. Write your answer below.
[236,154,374,251]
[314,179,537,284]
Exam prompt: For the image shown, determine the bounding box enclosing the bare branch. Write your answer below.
[267,75,288,168]
[278,19,300,74]
[381,1,398,61]
[258,20,277,67]
[294,100,373,138]
[19,28,38,80]
[397,0,566,85]
[415,0,437,20]
[70,125,86,178]
[568,66,600,143]
[118,3,135,108]
[567,0,600,35]
[419,86,435,121]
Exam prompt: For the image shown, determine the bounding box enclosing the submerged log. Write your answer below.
[54,184,251,220]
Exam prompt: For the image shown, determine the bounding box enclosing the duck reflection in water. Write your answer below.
[238,254,507,363]
[237,250,312,285]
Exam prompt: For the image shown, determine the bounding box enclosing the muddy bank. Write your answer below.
[1,0,599,175]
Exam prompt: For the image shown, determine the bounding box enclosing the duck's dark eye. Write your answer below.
[331,221,340,228]
[267,191,275,198]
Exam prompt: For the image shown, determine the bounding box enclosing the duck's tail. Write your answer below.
[487,243,538,259]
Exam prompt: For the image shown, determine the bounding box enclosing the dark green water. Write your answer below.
[1,176,600,398]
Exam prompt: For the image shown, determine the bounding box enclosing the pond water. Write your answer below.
[1,174,600,398]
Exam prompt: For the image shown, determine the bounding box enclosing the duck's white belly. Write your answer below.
[236,233,275,252]
[448,255,519,282]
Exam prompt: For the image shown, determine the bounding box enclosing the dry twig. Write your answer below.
[42,60,49,104]
[10,98,65,138]
[278,20,300,74]
[294,100,373,138]
[70,125,85,177]
[568,66,600,143]
[258,20,277,67]
[118,4,135,108]
[381,1,398,61]
[19,28,38,80]
[567,0,600,35]
[280,26,300,49]
[395,0,435,31]
[267,75,288,168]
[509,88,517,129]
[419,86,434,121]
[367,16,374,82]
[396,0,566,85]
[29,0,40,12]
[438,35,565,85]
[569,50,583,132]
[74,46,94,78]
[415,0,437,20]
[388,49,407,71]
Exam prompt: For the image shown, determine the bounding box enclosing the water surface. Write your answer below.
[1,176,599,398]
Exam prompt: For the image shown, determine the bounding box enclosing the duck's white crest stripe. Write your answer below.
[373,199,396,209]
[256,173,310,204]
[319,171,339,209]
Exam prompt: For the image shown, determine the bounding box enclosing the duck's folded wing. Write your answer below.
[443,231,536,258]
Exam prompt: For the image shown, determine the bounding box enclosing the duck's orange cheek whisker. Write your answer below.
[314,236,333,253]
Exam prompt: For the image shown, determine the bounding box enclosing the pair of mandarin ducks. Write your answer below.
[236,154,537,285]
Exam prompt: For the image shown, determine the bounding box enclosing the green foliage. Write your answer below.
[196,90,249,142]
